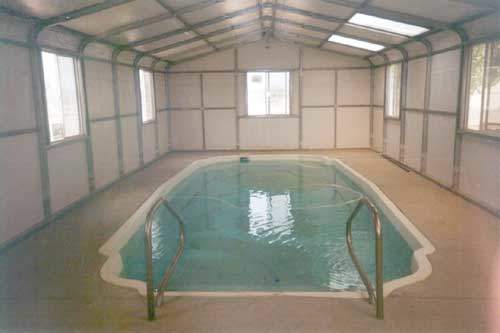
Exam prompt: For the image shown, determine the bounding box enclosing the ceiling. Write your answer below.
[1,0,498,64]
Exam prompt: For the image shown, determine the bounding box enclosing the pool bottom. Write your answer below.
[99,155,435,299]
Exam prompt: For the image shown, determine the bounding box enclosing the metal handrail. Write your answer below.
[145,197,185,321]
[346,197,384,319]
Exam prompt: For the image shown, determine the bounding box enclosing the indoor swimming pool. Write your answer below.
[100,155,434,297]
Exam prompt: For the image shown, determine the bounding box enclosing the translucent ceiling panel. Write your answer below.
[197,12,260,34]
[2,0,105,19]
[349,13,428,36]
[339,24,408,45]
[370,0,486,23]
[322,42,372,57]
[275,11,339,31]
[181,0,256,24]
[275,22,329,40]
[328,35,385,52]
[134,32,197,52]
[154,40,208,58]
[107,18,184,45]
[61,1,168,35]
[278,0,355,19]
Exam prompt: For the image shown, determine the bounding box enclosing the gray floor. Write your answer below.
[1,150,499,332]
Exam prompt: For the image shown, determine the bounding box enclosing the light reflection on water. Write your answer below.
[120,160,413,291]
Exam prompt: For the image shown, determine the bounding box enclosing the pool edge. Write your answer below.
[99,154,435,299]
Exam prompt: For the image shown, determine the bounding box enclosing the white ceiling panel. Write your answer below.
[275,10,340,31]
[108,17,184,45]
[278,0,355,19]
[134,32,197,52]
[275,32,322,47]
[207,23,261,42]
[197,12,260,34]
[181,0,257,24]
[370,0,487,23]
[154,39,208,58]
[61,0,167,35]
[339,24,408,45]
[159,0,211,11]
[274,22,329,39]
[214,31,262,49]
[2,0,105,19]
[167,45,213,61]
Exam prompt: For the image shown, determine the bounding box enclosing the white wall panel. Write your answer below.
[337,69,371,105]
[0,15,32,42]
[170,110,204,150]
[426,114,456,186]
[337,107,370,148]
[154,72,167,109]
[158,112,169,154]
[302,47,370,68]
[120,116,140,173]
[142,123,156,163]
[202,73,235,108]
[406,58,427,109]
[301,108,335,149]
[429,50,461,113]
[404,111,423,170]
[169,74,201,108]
[459,135,500,212]
[170,49,235,72]
[85,60,115,119]
[47,141,89,213]
[204,109,237,150]
[0,45,35,132]
[385,120,401,160]
[373,67,385,106]
[117,65,137,115]
[372,107,384,152]
[0,134,44,244]
[238,40,299,70]
[239,118,300,149]
[302,71,335,106]
[91,121,119,189]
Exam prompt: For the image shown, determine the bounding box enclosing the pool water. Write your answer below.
[120,160,413,292]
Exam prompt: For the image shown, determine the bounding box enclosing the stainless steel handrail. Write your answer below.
[145,197,185,321]
[346,197,384,319]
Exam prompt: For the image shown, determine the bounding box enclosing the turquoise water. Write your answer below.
[120,159,413,292]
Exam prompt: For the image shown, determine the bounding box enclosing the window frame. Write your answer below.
[463,40,500,139]
[385,63,402,120]
[138,68,157,125]
[245,70,291,117]
[40,49,87,145]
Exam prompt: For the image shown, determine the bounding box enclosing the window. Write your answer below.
[386,63,402,118]
[41,51,84,143]
[349,13,428,37]
[328,34,385,52]
[247,72,290,116]
[466,41,500,133]
[139,69,156,123]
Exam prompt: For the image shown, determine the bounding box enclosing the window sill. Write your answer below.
[458,129,500,142]
[240,114,298,119]
[46,134,88,150]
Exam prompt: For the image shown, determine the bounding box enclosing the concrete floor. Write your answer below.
[1,150,499,332]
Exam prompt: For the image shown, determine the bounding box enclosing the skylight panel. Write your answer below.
[328,34,385,52]
[349,13,429,37]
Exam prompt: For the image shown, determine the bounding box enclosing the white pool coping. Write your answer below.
[99,154,435,299]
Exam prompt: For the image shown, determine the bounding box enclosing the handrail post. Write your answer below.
[346,197,384,319]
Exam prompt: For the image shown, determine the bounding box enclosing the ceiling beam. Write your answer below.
[150,19,261,55]
[128,5,259,48]
[155,0,217,51]
[268,0,278,41]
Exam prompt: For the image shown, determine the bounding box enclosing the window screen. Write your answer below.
[139,69,156,123]
[385,63,401,118]
[41,51,84,143]
[467,41,500,132]
[247,72,290,116]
